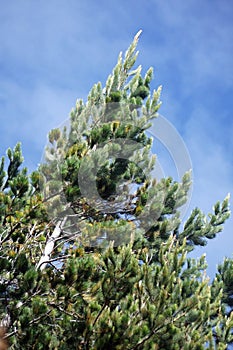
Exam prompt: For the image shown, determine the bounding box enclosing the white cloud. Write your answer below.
[143,0,233,93]
[183,106,233,277]
[0,78,81,168]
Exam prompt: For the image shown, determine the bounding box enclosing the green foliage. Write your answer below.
[0,31,233,349]
[216,258,233,314]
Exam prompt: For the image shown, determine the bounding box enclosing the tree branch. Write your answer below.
[36,217,67,271]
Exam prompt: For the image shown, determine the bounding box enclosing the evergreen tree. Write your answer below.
[0,31,233,349]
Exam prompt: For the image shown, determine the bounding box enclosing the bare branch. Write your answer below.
[36,218,67,271]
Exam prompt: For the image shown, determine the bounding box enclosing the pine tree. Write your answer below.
[0,31,233,349]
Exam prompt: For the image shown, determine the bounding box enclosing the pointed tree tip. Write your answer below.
[135,29,143,39]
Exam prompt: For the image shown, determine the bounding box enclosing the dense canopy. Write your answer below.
[0,32,232,350]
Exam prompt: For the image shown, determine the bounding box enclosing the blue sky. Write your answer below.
[0,0,232,277]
